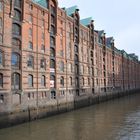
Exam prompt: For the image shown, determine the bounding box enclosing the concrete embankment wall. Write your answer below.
[0,89,139,129]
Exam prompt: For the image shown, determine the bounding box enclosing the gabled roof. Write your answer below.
[97,30,105,37]
[65,6,78,16]
[80,17,92,26]
[106,37,113,48]
[32,0,48,9]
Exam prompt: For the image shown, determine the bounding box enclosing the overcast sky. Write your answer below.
[58,0,140,58]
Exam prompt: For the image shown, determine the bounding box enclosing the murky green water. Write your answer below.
[0,94,140,140]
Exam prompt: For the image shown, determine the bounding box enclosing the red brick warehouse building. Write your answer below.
[0,0,140,114]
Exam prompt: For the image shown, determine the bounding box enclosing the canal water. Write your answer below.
[0,94,140,140]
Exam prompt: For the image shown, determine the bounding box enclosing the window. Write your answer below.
[29,28,32,36]
[29,15,33,23]
[42,32,45,40]
[70,77,72,86]
[15,0,21,8]
[0,34,2,43]
[27,55,34,68]
[11,52,20,68]
[50,25,55,35]
[11,73,20,90]
[92,78,94,87]
[70,63,72,73]
[41,44,45,52]
[0,94,4,103]
[60,61,64,72]
[75,64,78,74]
[29,4,33,10]
[60,50,63,57]
[14,9,21,21]
[50,36,55,46]
[51,16,55,25]
[88,78,90,85]
[60,28,63,35]
[60,38,63,47]
[41,75,45,87]
[0,73,3,88]
[60,76,64,87]
[50,59,55,69]
[75,45,78,53]
[41,19,45,27]
[12,23,21,35]
[82,78,84,85]
[50,48,55,57]
[60,90,65,96]
[41,10,45,16]
[28,41,33,50]
[12,38,21,50]
[0,18,2,28]
[75,77,79,87]
[50,75,55,88]
[51,6,55,15]
[40,58,46,69]
[0,50,3,66]
[28,74,33,87]
[51,91,56,99]
[75,54,78,62]
[0,2,3,11]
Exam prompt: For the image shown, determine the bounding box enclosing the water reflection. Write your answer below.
[0,94,140,140]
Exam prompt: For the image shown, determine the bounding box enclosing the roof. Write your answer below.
[65,6,78,16]
[106,37,113,48]
[80,17,92,26]
[97,30,105,37]
[32,0,48,9]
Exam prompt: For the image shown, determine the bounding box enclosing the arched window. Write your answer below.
[11,73,20,90]
[41,75,45,86]
[28,74,33,87]
[14,0,21,8]
[50,59,55,69]
[0,73,3,88]
[27,55,34,68]
[14,9,21,21]
[0,50,3,66]
[11,52,20,68]
[50,48,55,57]
[12,23,21,35]
[60,76,64,86]
[12,38,21,50]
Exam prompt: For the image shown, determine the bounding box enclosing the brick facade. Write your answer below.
[0,0,140,113]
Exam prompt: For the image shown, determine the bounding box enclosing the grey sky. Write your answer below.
[58,0,140,58]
